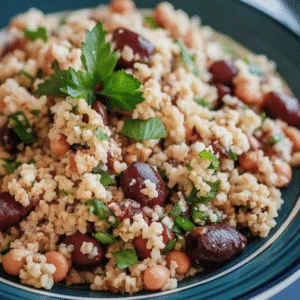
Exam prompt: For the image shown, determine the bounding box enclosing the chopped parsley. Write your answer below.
[172,224,183,238]
[228,149,238,161]
[144,16,160,29]
[198,149,220,170]
[191,206,208,222]
[194,98,211,108]
[19,70,34,82]
[8,112,35,144]
[92,165,114,187]
[27,158,36,164]
[24,26,48,42]
[112,249,138,269]
[35,22,144,109]
[163,239,177,254]
[261,111,267,124]
[0,242,11,255]
[185,162,192,171]
[30,110,40,116]
[158,169,168,184]
[2,160,21,174]
[243,57,264,76]
[93,231,117,245]
[84,198,119,227]
[95,127,109,140]
[36,68,44,79]
[174,216,195,232]
[170,200,181,217]
[269,133,284,145]
[121,118,166,141]
[176,40,199,77]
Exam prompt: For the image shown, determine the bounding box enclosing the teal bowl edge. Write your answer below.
[0,0,299,299]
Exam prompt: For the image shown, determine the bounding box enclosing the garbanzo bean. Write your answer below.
[50,135,70,156]
[166,250,191,275]
[109,0,135,14]
[239,150,259,173]
[274,160,292,188]
[143,265,170,291]
[283,126,300,152]
[3,250,25,276]
[45,251,69,282]
[234,79,262,105]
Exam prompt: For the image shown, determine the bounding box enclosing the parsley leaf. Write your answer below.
[269,133,284,145]
[195,98,211,108]
[191,206,208,222]
[172,224,183,238]
[112,249,138,269]
[187,180,221,204]
[100,71,144,111]
[144,16,160,29]
[176,40,199,77]
[163,239,177,254]
[2,160,21,174]
[121,118,166,141]
[30,110,40,116]
[35,69,68,96]
[174,216,195,232]
[261,111,267,124]
[93,231,117,245]
[170,200,181,217]
[0,242,11,255]
[81,22,118,82]
[92,166,114,187]
[186,162,192,171]
[24,26,48,42]
[198,150,220,170]
[84,198,119,227]
[228,149,238,161]
[95,127,109,140]
[8,112,35,144]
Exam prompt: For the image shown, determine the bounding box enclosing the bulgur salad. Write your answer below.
[0,0,300,294]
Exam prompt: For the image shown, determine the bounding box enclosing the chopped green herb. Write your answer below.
[228,149,238,161]
[172,224,183,238]
[8,112,35,144]
[84,198,119,227]
[51,60,60,70]
[37,68,44,79]
[194,98,211,108]
[0,242,11,255]
[261,111,267,124]
[30,110,40,116]
[80,125,91,130]
[95,127,109,140]
[174,216,195,232]
[239,204,251,212]
[176,40,199,77]
[158,169,168,184]
[27,158,36,164]
[24,26,48,42]
[93,231,117,245]
[144,16,160,29]
[170,200,181,217]
[198,150,220,170]
[191,206,208,222]
[92,166,114,187]
[71,106,78,114]
[59,16,67,26]
[269,133,284,145]
[185,162,192,171]
[2,160,21,174]
[112,249,138,269]
[215,214,223,223]
[163,239,177,254]
[19,70,34,81]
[243,58,264,76]
[222,44,233,55]
[57,189,73,196]
[121,118,166,141]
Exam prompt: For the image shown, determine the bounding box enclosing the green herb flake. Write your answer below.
[27,158,36,164]
[0,242,11,255]
[228,149,238,161]
[172,224,183,238]
[174,216,195,232]
[144,16,160,29]
[239,204,251,212]
[243,57,264,76]
[57,189,73,196]
[121,118,166,141]
[170,200,181,217]
[95,127,109,140]
[185,162,192,171]
[269,133,284,145]
[198,149,220,170]
[158,169,168,184]
[37,68,44,79]
[19,70,34,82]
[91,166,114,187]
[93,231,117,245]
[191,206,208,222]
[30,110,40,116]
[176,40,199,77]
[112,249,138,269]
[24,26,48,42]
[261,111,267,124]
[163,239,177,254]
[194,98,211,108]
[80,125,91,130]
[8,111,35,144]
[59,16,67,26]
[2,160,21,174]
[84,198,119,227]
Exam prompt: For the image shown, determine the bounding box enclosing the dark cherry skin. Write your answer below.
[63,231,104,269]
[120,162,167,207]
[133,223,175,259]
[209,60,238,86]
[0,192,40,231]
[91,101,109,126]
[0,123,21,154]
[262,92,300,126]
[116,199,142,222]
[112,28,155,68]
[213,83,231,100]
[184,224,247,264]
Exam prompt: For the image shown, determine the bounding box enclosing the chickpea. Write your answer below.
[283,127,300,152]
[3,250,25,275]
[143,265,170,291]
[110,0,135,14]
[45,251,69,282]
[274,160,292,188]
[239,150,259,172]
[166,250,191,275]
[234,78,262,105]
[50,135,70,156]
[69,154,78,173]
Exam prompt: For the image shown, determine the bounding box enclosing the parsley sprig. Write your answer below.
[35,22,144,110]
